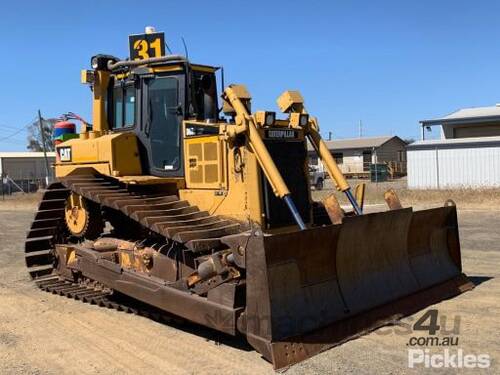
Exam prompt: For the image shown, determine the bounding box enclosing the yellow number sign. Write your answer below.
[129,32,165,61]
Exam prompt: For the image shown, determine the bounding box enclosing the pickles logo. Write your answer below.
[400,309,491,369]
[408,349,490,369]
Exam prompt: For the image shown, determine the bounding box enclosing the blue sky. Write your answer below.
[1,0,500,150]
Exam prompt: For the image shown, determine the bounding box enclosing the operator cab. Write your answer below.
[107,59,220,178]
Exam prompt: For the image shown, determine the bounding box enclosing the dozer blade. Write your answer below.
[243,204,474,369]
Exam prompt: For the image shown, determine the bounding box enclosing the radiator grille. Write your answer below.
[261,140,311,229]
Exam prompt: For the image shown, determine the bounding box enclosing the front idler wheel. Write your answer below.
[64,192,104,240]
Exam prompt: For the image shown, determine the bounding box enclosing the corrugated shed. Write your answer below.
[438,147,500,188]
[407,149,438,189]
[407,137,500,189]
[0,152,56,180]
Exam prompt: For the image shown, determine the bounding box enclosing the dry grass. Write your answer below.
[312,178,500,210]
[398,188,500,209]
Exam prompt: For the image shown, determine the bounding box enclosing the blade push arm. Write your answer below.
[223,85,307,230]
[307,120,363,215]
[276,90,362,215]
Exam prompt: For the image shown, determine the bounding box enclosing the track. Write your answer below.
[23,183,135,315]
[24,182,69,280]
[24,178,244,320]
[33,275,179,322]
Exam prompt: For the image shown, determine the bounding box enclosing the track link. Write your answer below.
[25,183,69,279]
[34,275,177,321]
[60,175,243,251]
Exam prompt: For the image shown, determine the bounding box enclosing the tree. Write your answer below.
[403,138,416,145]
[26,118,58,152]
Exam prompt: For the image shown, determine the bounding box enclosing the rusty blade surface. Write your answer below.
[243,205,472,369]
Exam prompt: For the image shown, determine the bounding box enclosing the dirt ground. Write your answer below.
[0,190,499,374]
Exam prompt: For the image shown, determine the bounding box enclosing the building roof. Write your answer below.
[407,135,500,149]
[308,135,401,151]
[421,105,500,126]
[0,151,56,158]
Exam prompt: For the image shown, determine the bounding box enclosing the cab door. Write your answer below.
[140,74,185,177]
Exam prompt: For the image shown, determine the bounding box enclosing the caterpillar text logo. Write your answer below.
[266,129,297,139]
[58,146,72,162]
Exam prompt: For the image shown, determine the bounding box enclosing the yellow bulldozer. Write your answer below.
[25,28,473,369]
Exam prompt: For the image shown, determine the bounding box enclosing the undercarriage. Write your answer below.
[25,177,474,369]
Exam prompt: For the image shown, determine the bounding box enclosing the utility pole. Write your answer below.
[0,157,3,200]
[38,110,51,187]
[359,120,363,138]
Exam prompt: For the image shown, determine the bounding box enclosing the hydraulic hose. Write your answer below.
[107,55,186,71]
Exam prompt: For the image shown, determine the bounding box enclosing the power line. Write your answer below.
[0,126,28,141]
[0,129,25,138]
[0,123,26,131]
[0,137,26,144]
[0,117,37,142]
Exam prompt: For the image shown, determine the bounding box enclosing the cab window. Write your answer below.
[124,86,135,126]
[191,71,217,121]
[112,84,135,129]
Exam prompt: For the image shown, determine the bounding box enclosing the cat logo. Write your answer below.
[58,146,72,162]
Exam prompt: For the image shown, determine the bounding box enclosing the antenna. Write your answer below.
[181,37,189,59]
[221,66,225,91]
[217,66,225,116]
[164,41,173,54]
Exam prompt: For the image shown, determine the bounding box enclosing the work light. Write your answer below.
[91,57,99,69]
[255,111,276,127]
[290,112,309,128]
[265,112,276,126]
[299,114,309,127]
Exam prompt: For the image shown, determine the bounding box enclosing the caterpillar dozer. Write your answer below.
[25,28,473,369]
